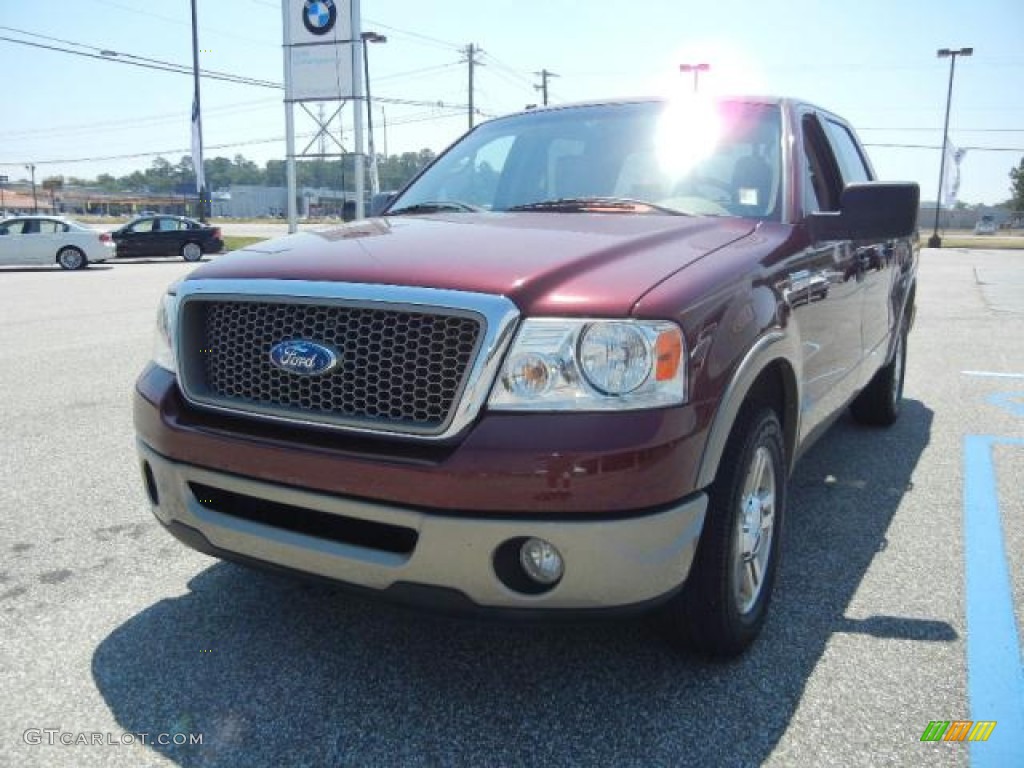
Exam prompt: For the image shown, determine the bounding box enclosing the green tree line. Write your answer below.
[53,150,437,196]
[1010,157,1024,211]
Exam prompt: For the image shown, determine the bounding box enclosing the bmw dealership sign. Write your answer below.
[284,0,354,101]
[302,0,337,36]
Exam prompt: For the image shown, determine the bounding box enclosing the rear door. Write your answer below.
[36,218,66,261]
[154,217,185,256]
[819,117,898,379]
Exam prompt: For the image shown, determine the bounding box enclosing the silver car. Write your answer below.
[0,215,116,269]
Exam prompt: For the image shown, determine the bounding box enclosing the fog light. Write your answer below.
[520,537,564,585]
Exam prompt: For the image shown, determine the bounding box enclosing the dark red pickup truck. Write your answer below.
[134,96,918,657]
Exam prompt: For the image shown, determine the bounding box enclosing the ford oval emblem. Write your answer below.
[269,340,338,376]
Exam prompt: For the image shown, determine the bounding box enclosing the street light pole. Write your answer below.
[928,46,972,249]
[679,63,710,92]
[361,31,387,196]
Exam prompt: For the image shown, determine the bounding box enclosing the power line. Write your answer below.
[482,64,536,98]
[82,0,276,46]
[0,98,278,139]
[0,35,278,89]
[863,143,1024,152]
[362,17,462,52]
[376,61,462,83]
[860,127,1024,133]
[0,112,468,166]
[479,51,534,89]
[0,33,471,111]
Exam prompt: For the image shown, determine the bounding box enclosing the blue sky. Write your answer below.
[1,0,1022,204]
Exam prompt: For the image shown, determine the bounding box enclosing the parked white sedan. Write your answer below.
[0,215,116,269]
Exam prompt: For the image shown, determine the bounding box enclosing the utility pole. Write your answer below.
[465,43,483,130]
[534,69,559,106]
[190,0,207,222]
[25,164,37,213]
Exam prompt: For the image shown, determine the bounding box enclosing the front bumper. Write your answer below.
[138,439,707,612]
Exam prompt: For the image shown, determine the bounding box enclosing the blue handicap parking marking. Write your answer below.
[963,389,1024,766]
[987,391,1024,419]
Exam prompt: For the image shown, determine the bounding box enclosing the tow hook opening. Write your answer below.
[142,461,159,506]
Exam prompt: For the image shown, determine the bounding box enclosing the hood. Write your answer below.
[187,213,755,316]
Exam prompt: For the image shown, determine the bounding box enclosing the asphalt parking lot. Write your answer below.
[1,248,1022,767]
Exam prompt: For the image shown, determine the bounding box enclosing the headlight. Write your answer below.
[152,291,179,373]
[489,319,686,411]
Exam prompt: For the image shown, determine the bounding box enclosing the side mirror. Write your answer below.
[809,182,919,241]
[369,192,396,217]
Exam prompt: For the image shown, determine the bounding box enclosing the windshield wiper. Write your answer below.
[385,201,482,215]
[505,197,689,215]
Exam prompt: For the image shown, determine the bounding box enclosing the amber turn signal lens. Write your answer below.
[655,328,683,381]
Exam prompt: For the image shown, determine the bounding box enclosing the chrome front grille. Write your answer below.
[174,280,523,438]
[202,301,480,428]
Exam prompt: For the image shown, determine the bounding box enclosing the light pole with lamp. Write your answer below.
[679,63,709,92]
[928,46,972,249]
[361,31,387,196]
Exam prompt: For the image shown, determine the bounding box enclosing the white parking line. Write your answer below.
[961,371,1024,379]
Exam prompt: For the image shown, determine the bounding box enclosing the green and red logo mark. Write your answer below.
[921,720,997,742]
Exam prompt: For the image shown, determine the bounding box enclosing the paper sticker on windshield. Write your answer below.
[738,188,759,206]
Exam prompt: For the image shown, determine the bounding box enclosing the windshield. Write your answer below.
[389,99,783,219]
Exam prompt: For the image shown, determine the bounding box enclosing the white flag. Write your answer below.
[191,96,205,195]
[942,139,965,209]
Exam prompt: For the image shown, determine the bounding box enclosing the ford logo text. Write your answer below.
[269,340,339,376]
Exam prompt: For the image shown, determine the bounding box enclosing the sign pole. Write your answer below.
[282,0,298,233]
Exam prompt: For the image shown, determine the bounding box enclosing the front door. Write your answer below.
[119,218,155,257]
[792,111,866,442]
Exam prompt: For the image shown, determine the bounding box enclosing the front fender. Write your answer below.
[694,330,802,489]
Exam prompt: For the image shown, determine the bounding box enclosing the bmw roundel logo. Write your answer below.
[269,340,339,376]
[302,0,337,36]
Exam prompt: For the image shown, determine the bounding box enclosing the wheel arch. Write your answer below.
[695,332,800,489]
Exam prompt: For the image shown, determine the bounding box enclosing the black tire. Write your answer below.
[850,324,907,427]
[181,241,203,262]
[661,406,786,658]
[56,246,87,270]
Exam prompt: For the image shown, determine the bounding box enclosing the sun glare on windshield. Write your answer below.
[654,96,723,182]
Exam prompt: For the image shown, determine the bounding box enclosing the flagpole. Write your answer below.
[190,0,207,223]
